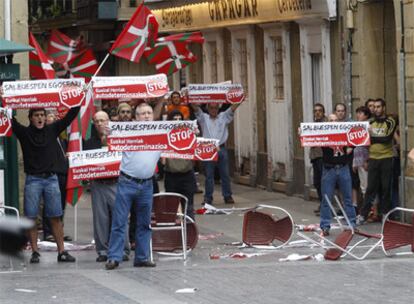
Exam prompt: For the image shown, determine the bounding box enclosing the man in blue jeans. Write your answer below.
[10,107,79,263]
[105,102,162,270]
[320,114,356,236]
[192,102,241,205]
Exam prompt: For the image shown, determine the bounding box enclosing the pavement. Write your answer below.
[1,180,414,304]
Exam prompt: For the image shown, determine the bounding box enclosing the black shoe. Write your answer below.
[133,260,156,267]
[321,228,330,236]
[202,199,213,206]
[122,254,130,262]
[96,255,108,262]
[224,196,235,204]
[195,188,203,194]
[57,251,76,262]
[105,260,119,270]
[30,251,40,264]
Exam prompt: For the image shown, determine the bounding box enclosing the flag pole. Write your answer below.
[74,202,78,242]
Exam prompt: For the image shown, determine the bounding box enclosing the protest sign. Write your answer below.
[91,74,169,99]
[161,138,219,161]
[67,148,122,185]
[1,78,85,109]
[0,108,12,137]
[185,83,245,104]
[300,121,370,147]
[108,120,197,152]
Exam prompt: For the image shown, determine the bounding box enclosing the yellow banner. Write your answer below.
[152,0,334,32]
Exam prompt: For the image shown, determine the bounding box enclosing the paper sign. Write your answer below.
[185,83,245,104]
[300,121,370,147]
[161,138,219,161]
[92,74,169,99]
[108,120,197,152]
[1,78,85,109]
[67,148,122,185]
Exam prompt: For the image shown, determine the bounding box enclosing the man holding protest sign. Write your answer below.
[106,102,163,270]
[192,102,241,205]
[84,111,130,263]
[10,106,80,263]
[319,114,356,236]
[358,99,397,224]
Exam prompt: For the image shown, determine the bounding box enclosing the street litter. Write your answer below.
[210,252,268,260]
[175,288,198,293]
[199,233,224,240]
[278,253,325,262]
[34,241,95,251]
[15,288,37,293]
[195,203,249,215]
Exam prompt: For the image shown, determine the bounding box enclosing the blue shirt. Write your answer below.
[120,151,161,179]
[195,107,234,145]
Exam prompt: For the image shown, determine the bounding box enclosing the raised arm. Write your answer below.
[53,106,81,135]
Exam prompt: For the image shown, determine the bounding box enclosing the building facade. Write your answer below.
[28,0,414,209]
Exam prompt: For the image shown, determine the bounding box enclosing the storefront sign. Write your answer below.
[300,121,370,147]
[108,120,197,152]
[0,64,19,81]
[1,78,85,109]
[91,74,169,99]
[147,0,335,32]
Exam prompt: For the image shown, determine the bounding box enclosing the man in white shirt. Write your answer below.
[106,102,162,270]
[192,102,241,205]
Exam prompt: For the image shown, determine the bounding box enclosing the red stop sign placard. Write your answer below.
[195,143,218,161]
[167,127,196,151]
[0,114,12,137]
[59,85,85,108]
[226,87,245,104]
[347,126,369,146]
[146,80,168,97]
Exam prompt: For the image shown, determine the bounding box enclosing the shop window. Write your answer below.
[311,53,322,105]
[271,36,284,101]
[238,39,248,98]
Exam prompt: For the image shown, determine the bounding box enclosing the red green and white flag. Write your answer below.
[157,31,204,44]
[144,41,197,75]
[66,87,95,206]
[109,3,158,63]
[56,48,98,82]
[29,32,56,79]
[47,29,83,64]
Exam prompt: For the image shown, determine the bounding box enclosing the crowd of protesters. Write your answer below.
[309,99,399,235]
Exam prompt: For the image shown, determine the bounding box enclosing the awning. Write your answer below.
[0,38,34,57]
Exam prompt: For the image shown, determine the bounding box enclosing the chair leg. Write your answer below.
[149,238,154,263]
[181,220,187,260]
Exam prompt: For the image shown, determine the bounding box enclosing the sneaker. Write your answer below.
[224,196,235,204]
[30,251,40,264]
[321,228,330,236]
[57,251,76,262]
[105,260,119,270]
[133,260,156,267]
[356,215,366,226]
[63,235,73,242]
[96,255,108,262]
[122,254,130,262]
[45,235,55,242]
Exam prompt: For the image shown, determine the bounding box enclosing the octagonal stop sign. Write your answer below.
[347,126,369,146]
[167,127,196,151]
[0,114,12,137]
[195,143,218,161]
[59,85,85,108]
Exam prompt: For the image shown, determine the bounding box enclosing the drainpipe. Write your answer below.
[4,0,11,39]
[345,5,354,119]
[399,0,407,208]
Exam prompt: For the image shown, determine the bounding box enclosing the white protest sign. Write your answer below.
[300,121,370,147]
[186,83,245,104]
[108,120,198,152]
[1,78,85,109]
[92,74,169,99]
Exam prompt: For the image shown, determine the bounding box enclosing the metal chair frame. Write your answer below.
[150,192,193,261]
[381,207,414,257]
[242,204,295,250]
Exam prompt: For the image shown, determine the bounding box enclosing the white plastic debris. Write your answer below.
[175,288,198,293]
[15,288,37,293]
[279,253,311,262]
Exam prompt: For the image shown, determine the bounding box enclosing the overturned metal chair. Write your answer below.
[150,192,198,260]
[242,204,295,249]
[381,207,414,257]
